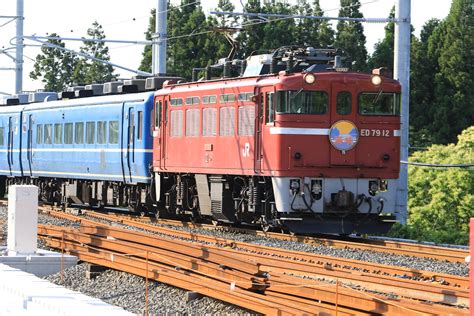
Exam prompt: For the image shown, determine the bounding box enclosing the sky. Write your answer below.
[0,0,453,96]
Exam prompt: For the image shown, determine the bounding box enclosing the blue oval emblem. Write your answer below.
[329,120,359,151]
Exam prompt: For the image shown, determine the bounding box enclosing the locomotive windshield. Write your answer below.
[276,90,328,114]
[359,92,401,116]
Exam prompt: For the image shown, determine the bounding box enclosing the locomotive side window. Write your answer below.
[36,125,42,144]
[203,95,217,104]
[64,123,73,144]
[265,92,275,123]
[86,122,95,144]
[44,124,52,144]
[238,92,253,102]
[185,96,200,105]
[109,121,119,144]
[155,100,162,128]
[359,93,401,115]
[337,92,352,115]
[220,94,235,103]
[170,110,183,137]
[186,109,200,137]
[97,121,107,144]
[170,98,183,106]
[276,90,327,114]
[220,107,235,136]
[202,108,217,136]
[75,122,84,144]
[0,127,4,146]
[238,106,255,136]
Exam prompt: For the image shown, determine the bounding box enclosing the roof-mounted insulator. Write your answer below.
[103,81,123,95]
[28,92,58,103]
[85,84,104,96]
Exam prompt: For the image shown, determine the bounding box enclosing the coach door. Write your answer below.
[7,115,21,176]
[121,105,135,183]
[329,83,357,165]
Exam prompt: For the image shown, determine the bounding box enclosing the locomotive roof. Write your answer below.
[0,91,154,114]
[157,71,399,95]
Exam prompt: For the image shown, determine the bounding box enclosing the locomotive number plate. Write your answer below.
[360,129,391,137]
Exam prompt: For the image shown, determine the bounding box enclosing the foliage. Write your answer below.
[367,7,395,72]
[391,126,474,245]
[73,21,117,84]
[29,33,77,92]
[334,0,367,71]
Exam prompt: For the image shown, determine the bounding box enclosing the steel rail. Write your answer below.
[39,227,369,316]
[86,210,468,263]
[38,224,467,315]
[79,212,468,289]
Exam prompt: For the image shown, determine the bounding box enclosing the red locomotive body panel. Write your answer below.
[152,72,400,180]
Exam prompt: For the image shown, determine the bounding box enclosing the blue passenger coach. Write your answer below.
[0,92,154,210]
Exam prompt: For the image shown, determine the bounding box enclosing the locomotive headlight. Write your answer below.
[304,73,316,84]
[371,75,382,86]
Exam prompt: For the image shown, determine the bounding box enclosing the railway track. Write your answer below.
[82,208,469,263]
[39,208,469,315]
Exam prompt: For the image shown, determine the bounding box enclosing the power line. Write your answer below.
[402,161,474,168]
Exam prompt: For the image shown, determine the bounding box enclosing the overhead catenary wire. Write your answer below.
[401,161,474,168]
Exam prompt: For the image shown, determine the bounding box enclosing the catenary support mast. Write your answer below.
[15,0,24,93]
[394,0,411,224]
[153,0,167,75]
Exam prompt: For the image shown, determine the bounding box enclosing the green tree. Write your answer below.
[403,127,474,244]
[334,0,368,71]
[428,0,474,144]
[73,21,116,84]
[138,8,155,73]
[293,0,334,48]
[367,7,395,71]
[261,2,296,50]
[237,0,267,58]
[29,33,77,92]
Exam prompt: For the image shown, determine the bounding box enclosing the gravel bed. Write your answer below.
[45,263,256,315]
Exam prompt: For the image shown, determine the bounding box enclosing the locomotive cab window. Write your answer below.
[276,90,327,114]
[137,111,143,140]
[337,92,352,115]
[0,127,4,146]
[266,92,275,123]
[155,100,162,129]
[359,92,401,115]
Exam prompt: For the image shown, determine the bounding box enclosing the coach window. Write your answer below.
[44,124,52,144]
[265,92,275,123]
[97,121,107,144]
[86,122,95,144]
[64,123,73,144]
[137,111,143,140]
[109,121,119,144]
[337,92,352,115]
[75,122,84,144]
[0,127,4,146]
[54,124,63,144]
[36,125,42,144]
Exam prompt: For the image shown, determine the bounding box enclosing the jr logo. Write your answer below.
[242,142,250,157]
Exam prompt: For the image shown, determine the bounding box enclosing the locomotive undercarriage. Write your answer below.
[1,176,152,212]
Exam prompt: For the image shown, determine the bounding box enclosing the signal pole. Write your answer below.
[15,0,24,93]
[394,0,411,224]
[152,0,167,75]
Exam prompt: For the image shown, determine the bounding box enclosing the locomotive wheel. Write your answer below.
[261,222,271,232]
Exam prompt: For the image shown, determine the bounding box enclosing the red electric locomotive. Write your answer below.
[151,46,401,234]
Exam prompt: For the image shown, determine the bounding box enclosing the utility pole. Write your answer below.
[15,0,24,93]
[152,0,167,75]
[394,0,411,224]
